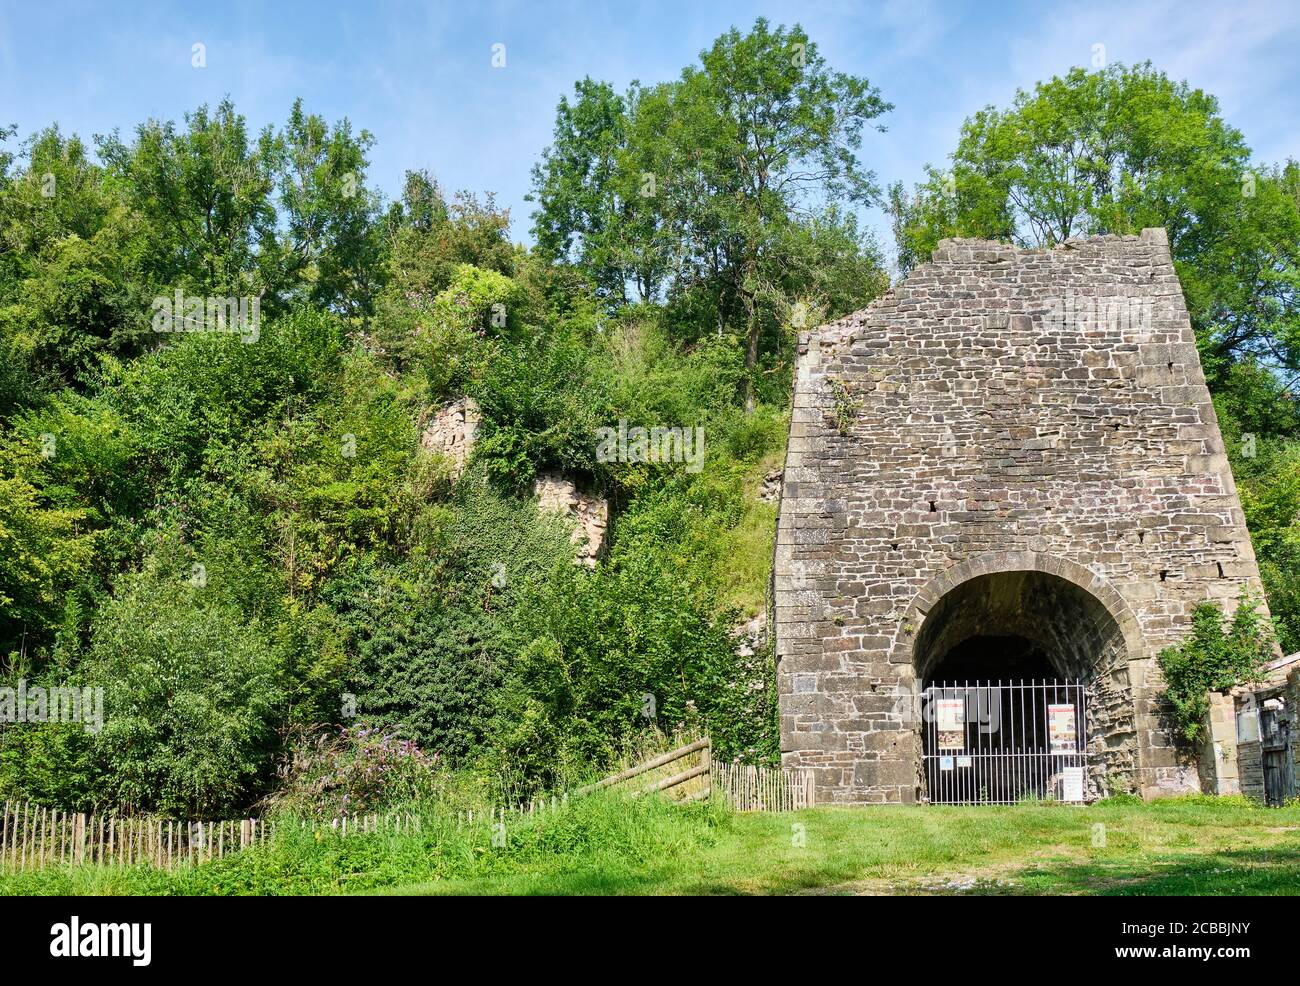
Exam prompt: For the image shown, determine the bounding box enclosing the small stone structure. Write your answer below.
[1209,654,1300,804]
[418,398,609,568]
[773,228,1269,804]
[533,472,609,568]
[420,397,480,477]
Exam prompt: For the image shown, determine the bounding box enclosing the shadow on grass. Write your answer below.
[390,846,1300,897]
[1002,846,1300,896]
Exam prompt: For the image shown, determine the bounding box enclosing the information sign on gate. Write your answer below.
[937,698,965,751]
[1048,703,1077,754]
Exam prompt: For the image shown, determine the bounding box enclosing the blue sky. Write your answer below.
[2,0,1298,269]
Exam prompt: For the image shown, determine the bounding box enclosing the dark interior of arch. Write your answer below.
[928,634,1055,682]
[915,570,1124,684]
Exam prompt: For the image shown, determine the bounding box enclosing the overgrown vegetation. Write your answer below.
[2,794,1297,896]
[0,20,882,816]
[1,21,1298,822]
[1157,595,1276,743]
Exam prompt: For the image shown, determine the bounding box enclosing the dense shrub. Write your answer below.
[491,547,775,788]
[1157,594,1276,744]
[83,568,284,815]
[264,724,450,819]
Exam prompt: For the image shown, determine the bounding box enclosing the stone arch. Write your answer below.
[893,552,1143,798]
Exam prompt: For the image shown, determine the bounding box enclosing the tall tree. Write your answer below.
[889,64,1300,386]
[530,19,892,409]
[98,99,276,298]
[0,127,151,394]
[261,99,384,318]
[528,79,653,302]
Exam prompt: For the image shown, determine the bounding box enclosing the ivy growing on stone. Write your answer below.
[1157,593,1276,744]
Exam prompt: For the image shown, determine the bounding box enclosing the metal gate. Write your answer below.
[921,679,1088,805]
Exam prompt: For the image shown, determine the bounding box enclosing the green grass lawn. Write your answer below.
[3,794,1298,896]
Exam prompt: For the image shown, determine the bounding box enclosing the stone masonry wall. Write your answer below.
[534,472,609,568]
[773,228,1268,804]
[420,397,480,478]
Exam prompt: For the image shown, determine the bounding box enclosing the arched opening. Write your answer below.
[912,569,1133,803]
[928,634,1054,681]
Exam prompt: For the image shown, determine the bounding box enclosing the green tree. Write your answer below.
[530,19,892,408]
[0,127,153,394]
[98,99,276,298]
[528,79,646,301]
[1157,594,1276,744]
[890,64,1300,383]
[8,565,286,816]
[261,99,385,317]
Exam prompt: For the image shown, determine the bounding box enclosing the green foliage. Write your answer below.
[1157,595,1276,744]
[0,437,97,656]
[529,18,891,406]
[889,64,1300,382]
[1214,362,1300,653]
[22,22,1300,827]
[529,78,636,301]
[263,724,451,819]
[371,178,523,397]
[472,323,608,489]
[492,540,776,789]
[0,562,284,816]
[825,378,860,436]
[261,99,385,317]
[85,567,284,815]
[325,482,574,764]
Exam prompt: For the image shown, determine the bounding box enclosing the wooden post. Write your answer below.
[701,741,711,800]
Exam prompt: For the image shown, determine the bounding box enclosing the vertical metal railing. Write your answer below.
[921,679,1089,805]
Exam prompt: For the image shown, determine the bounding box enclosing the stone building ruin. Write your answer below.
[420,396,609,566]
[773,228,1270,804]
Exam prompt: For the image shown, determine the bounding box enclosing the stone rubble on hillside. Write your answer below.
[732,612,769,657]
[420,397,480,478]
[533,472,609,568]
[759,468,784,503]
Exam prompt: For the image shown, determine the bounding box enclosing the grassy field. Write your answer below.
[1,794,1297,896]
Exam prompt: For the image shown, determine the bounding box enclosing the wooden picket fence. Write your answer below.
[577,736,815,812]
[0,738,814,872]
[0,801,275,871]
[0,796,572,872]
[710,760,815,812]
